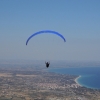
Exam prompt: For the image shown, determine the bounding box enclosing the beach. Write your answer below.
[75,75,82,86]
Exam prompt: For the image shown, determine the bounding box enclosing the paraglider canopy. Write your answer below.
[26,30,66,45]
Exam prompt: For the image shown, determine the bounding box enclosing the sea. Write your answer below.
[47,67,100,89]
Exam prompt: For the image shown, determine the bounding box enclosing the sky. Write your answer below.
[0,0,100,62]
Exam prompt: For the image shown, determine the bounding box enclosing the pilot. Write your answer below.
[45,62,50,68]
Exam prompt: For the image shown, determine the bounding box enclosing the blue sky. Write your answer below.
[0,0,100,61]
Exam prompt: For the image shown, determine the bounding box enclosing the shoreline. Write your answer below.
[75,75,82,86]
[74,75,100,89]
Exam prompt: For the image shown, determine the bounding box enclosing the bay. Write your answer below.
[47,67,100,89]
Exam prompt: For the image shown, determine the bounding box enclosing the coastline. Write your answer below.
[75,75,82,86]
[48,67,100,89]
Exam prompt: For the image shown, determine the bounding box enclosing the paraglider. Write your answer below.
[45,62,50,68]
[26,30,66,45]
[26,30,66,68]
